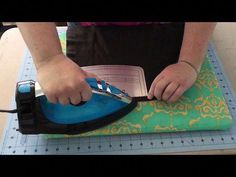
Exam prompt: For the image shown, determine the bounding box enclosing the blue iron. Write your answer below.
[15,78,137,135]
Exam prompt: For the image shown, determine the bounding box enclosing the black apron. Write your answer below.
[66,22,185,90]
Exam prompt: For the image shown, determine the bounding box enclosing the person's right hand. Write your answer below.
[36,54,97,105]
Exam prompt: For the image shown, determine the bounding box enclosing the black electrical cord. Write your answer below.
[0,109,18,113]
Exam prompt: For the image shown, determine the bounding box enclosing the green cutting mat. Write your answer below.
[46,31,233,138]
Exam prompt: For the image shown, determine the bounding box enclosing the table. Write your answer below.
[1,23,236,154]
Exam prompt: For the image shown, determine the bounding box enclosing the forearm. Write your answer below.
[16,22,63,69]
[179,22,217,72]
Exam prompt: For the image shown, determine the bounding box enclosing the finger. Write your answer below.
[167,86,186,104]
[58,96,70,105]
[162,82,179,101]
[148,75,164,99]
[69,93,82,105]
[80,82,92,101]
[43,89,58,104]
[153,78,170,100]
[46,94,58,104]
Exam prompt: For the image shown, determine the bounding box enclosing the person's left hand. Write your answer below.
[147,62,198,103]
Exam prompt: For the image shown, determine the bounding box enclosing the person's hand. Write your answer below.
[147,62,198,103]
[37,54,99,105]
